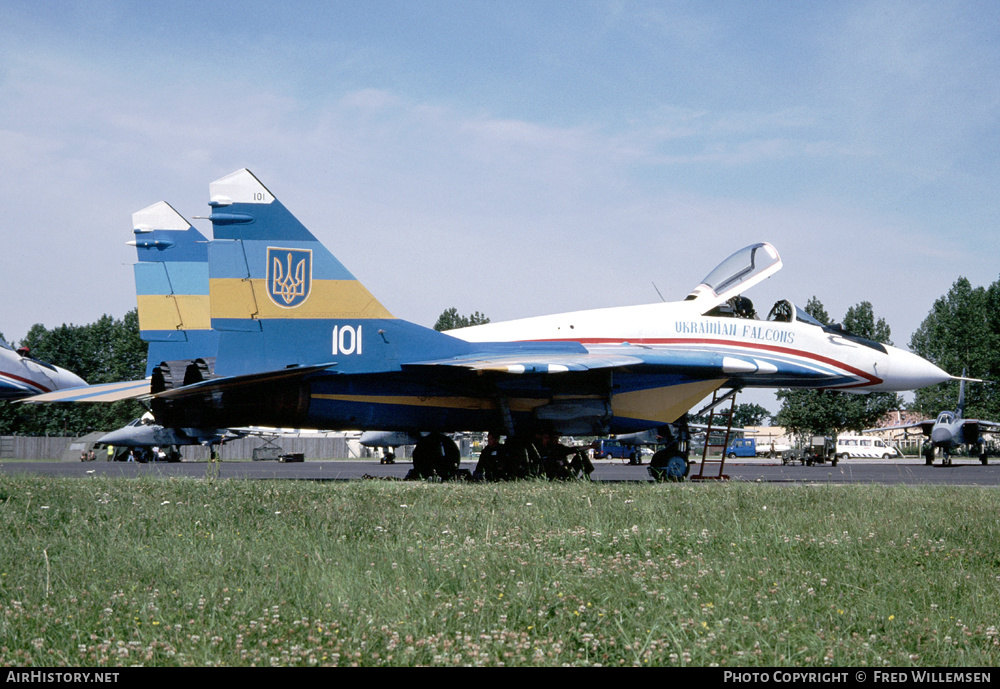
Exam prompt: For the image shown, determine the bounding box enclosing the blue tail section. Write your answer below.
[205,169,473,377]
[131,202,220,376]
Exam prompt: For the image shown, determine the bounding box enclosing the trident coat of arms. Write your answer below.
[266,247,312,308]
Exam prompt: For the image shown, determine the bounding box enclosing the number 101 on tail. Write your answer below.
[332,325,363,356]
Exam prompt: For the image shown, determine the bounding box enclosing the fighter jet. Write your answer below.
[866,376,1000,465]
[96,412,236,462]
[28,169,955,478]
[0,338,86,400]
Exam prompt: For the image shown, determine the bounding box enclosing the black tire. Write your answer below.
[649,449,688,481]
[412,433,460,479]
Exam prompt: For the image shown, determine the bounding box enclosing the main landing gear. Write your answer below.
[406,433,466,481]
[648,416,691,482]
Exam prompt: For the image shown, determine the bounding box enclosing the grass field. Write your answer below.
[1,475,998,666]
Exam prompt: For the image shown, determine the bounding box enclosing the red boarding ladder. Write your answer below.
[690,388,740,481]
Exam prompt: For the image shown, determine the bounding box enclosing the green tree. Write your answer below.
[843,301,892,346]
[433,308,490,332]
[732,403,771,428]
[775,299,900,436]
[909,276,999,419]
[802,295,830,326]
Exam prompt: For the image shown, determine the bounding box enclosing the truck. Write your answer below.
[725,437,791,458]
[592,439,647,464]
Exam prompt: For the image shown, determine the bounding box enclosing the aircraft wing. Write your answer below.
[23,362,334,405]
[404,350,646,374]
[863,420,935,436]
[21,379,152,403]
[962,419,1000,436]
[405,342,840,382]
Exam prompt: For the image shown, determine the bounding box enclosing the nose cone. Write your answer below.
[53,366,87,391]
[884,348,951,391]
[931,426,953,445]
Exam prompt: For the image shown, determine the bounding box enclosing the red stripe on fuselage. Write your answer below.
[522,336,883,388]
[0,371,51,394]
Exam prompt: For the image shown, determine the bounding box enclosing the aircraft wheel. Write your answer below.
[924,449,934,466]
[412,433,461,480]
[648,449,687,481]
[665,455,689,480]
[943,454,952,467]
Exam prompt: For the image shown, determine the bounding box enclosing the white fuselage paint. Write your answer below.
[448,300,948,392]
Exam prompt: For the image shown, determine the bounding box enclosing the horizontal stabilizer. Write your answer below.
[150,362,335,401]
[21,379,152,403]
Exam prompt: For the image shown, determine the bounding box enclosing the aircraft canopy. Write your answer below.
[685,242,783,314]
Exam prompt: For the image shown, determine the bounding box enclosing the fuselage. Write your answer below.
[450,299,949,393]
[281,298,951,436]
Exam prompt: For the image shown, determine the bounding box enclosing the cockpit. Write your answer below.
[0,339,61,370]
[936,411,955,425]
[686,242,783,308]
[686,243,888,353]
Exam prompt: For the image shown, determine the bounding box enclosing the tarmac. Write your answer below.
[1,455,998,486]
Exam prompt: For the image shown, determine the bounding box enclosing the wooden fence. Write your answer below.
[0,434,418,462]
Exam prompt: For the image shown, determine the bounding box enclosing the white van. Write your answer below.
[835,435,901,460]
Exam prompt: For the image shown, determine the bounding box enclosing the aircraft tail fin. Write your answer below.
[204,169,470,376]
[956,368,967,418]
[130,202,220,376]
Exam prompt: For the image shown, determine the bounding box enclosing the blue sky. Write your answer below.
[2,1,998,410]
